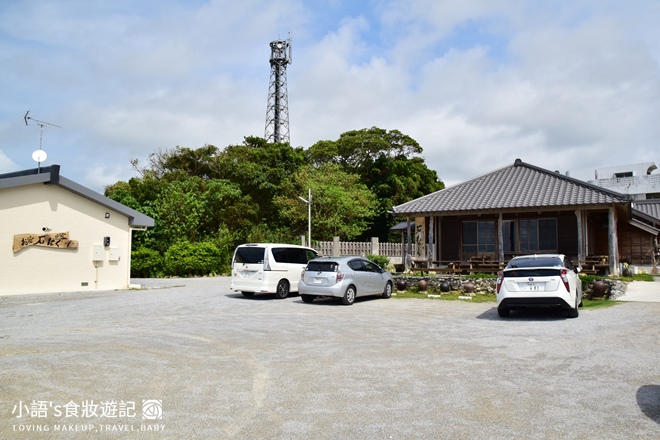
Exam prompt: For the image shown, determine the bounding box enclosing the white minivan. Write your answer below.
[230,243,318,299]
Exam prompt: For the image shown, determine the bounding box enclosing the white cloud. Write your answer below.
[1,0,659,192]
[0,149,18,173]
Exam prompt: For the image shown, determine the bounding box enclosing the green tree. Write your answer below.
[307,127,444,240]
[215,137,306,228]
[275,164,378,240]
[104,129,444,278]
[132,144,220,179]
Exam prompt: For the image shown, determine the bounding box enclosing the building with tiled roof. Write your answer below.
[392,159,659,275]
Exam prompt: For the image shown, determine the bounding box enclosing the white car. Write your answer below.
[231,243,318,299]
[496,254,583,318]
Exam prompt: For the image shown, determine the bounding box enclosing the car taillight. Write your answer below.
[560,269,570,292]
[496,271,504,294]
[336,270,344,283]
[301,268,306,277]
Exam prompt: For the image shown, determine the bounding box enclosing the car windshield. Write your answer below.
[506,257,563,269]
[306,261,338,272]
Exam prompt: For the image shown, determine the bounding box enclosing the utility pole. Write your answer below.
[298,188,311,247]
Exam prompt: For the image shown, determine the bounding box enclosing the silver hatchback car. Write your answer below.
[298,256,394,305]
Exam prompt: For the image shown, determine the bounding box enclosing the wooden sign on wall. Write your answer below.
[13,232,79,253]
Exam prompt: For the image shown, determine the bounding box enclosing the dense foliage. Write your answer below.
[105,127,444,276]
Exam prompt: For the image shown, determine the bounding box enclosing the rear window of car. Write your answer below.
[234,247,265,264]
[506,257,563,269]
[503,268,562,278]
[306,261,338,272]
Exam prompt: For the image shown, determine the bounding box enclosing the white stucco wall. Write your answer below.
[0,183,133,295]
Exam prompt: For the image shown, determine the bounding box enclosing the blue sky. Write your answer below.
[1,0,659,193]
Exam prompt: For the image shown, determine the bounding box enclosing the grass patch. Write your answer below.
[393,291,620,309]
[618,273,656,282]
[464,273,499,279]
[581,298,620,310]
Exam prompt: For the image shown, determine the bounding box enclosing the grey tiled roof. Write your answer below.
[633,199,660,224]
[393,159,629,216]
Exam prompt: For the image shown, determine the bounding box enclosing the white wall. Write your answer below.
[0,184,132,295]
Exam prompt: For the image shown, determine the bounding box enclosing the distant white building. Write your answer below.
[0,165,154,295]
[589,162,660,200]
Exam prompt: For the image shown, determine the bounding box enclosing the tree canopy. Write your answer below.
[105,127,444,276]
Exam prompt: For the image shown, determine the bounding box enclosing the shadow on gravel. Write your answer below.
[637,385,660,424]
[226,293,300,301]
[477,307,572,321]
[292,296,383,306]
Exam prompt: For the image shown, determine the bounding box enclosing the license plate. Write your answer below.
[523,283,543,291]
[313,278,323,284]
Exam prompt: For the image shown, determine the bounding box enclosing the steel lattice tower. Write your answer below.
[265,35,292,144]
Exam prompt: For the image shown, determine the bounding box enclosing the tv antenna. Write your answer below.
[24,111,61,173]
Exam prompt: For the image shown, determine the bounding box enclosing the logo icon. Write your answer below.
[142,400,162,420]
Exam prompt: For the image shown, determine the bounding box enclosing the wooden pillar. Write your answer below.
[437,217,442,261]
[415,216,426,260]
[405,217,412,271]
[428,216,435,264]
[575,209,585,264]
[497,213,504,262]
[608,207,620,276]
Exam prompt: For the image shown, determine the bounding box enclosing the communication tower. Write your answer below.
[265,35,292,143]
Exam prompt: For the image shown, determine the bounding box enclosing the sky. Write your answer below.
[1,0,659,194]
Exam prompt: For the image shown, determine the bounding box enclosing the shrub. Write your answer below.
[131,247,163,278]
[367,253,390,269]
[164,240,223,277]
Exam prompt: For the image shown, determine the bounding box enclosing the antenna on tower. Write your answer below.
[265,33,292,144]
[24,111,61,173]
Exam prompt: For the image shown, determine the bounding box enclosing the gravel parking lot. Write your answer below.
[1,276,659,439]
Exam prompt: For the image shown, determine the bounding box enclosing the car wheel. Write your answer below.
[241,291,254,298]
[497,307,510,318]
[301,294,315,303]
[274,280,290,299]
[567,298,579,318]
[382,282,392,299]
[342,285,356,305]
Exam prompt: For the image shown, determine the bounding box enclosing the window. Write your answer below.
[462,221,495,259]
[519,219,557,252]
[305,249,318,262]
[614,172,633,178]
[306,261,337,272]
[538,219,557,251]
[234,247,265,264]
[501,220,517,253]
[363,261,381,273]
[348,260,365,271]
[272,247,318,264]
[519,220,538,252]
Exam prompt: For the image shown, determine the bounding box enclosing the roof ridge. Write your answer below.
[514,159,630,201]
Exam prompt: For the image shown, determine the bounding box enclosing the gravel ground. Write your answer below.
[1,276,659,439]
